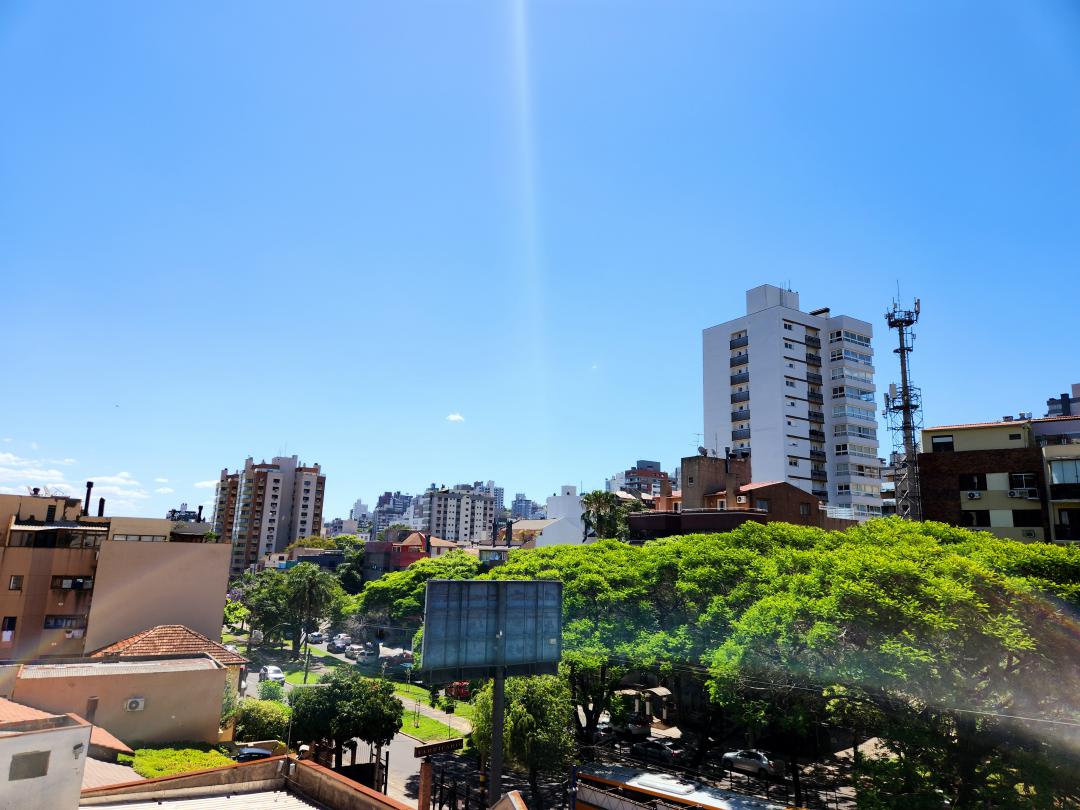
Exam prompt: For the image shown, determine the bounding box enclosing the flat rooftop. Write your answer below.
[82,791,320,809]
[20,658,219,678]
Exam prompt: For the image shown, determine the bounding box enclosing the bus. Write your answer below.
[576,764,795,810]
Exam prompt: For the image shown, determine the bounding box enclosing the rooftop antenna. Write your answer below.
[883,296,923,521]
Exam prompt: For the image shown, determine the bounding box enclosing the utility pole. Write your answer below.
[488,583,507,807]
[883,298,923,521]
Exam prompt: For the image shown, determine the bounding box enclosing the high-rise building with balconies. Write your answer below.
[212,455,326,575]
[703,285,882,519]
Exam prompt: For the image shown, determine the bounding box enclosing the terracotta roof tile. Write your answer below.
[737,481,785,492]
[89,723,133,754]
[89,625,248,666]
[0,697,55,724]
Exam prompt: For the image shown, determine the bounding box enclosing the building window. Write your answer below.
[786,380,795,388]
[7,576,22,591]
[9,750,49,781]
[958,473,986,491]
[1012,510,1043,528]
[784,342,794,350]
[43,615,87,630]
[960,510,991,528]
[931,435,955,453]
[788,458,799,467]
[51,576,93,591]
[755,499,770,512]
[1008,473,1038,490]
[1050,460,1080,484]
[799,503,811,517]
[1009,433,1022,441]
[1,617,16,644]
[784,323,793,331]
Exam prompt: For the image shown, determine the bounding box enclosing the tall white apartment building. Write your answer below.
[414,485,496,543]
[703,285,882,519]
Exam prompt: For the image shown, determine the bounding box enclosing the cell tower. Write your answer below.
[883,298,923,520]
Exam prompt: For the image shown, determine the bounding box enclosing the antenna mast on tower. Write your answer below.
[883,298,923,520]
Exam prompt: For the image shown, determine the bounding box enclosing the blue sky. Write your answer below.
[2,1,1079,518]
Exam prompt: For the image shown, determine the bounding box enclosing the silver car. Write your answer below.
[721,749,778,778]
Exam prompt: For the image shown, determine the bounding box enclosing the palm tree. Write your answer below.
[580,490,620,541]
[284,563,340,658]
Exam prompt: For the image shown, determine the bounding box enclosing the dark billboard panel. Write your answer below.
[421,579,562,682]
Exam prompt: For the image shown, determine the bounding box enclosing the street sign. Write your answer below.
[413,738,464,758]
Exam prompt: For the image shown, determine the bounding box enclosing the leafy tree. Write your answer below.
[220,683,239,727]
[258,680,285,702]
[235,698,291,743]
[283,563,349,657]
[337,541,367,595]
[286,535,337,551]
[579,491,646,542]
[357,551,482,622]
[224,597,249,629]
[471,675,575,807]
[289,669,402,768]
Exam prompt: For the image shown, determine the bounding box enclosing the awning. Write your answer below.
[646,686,672,697]
[614,688,640,697]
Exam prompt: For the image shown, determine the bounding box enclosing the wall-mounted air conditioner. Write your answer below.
[124,698,145,712]
[736,495,748,504]
[966,491,981,500]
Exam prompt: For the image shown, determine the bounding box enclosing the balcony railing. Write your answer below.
[812,489,829,500]
[731,409,751,422]
[806,353,822,366]
[1054,524,1080,541]
[810,449,827,460]
[732,428,751,441]
[731,391,750,404]
[1050,483,1080,501]
[729,336,749,349]
[806,372,823,385]
[730,354,749,368]
[730,371,750,385]
[805,335,821,348]
[808,411,825,422]
[808,392,824,403]
[811,470,829,481]
[809,429,826,440]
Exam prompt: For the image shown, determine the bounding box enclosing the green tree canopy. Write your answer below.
[235,699,291,743]
[357,550,483,622]
[289,669,402,768]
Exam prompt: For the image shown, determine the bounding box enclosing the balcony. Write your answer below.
[730,391,750,404]
[1050,483,1080,501]
[732,428,752,441]
[809,429,826,440]
[730,371,750,385]
[729,336,749,350]
[806,352,822,366]
[1054,524,1080,541]
[805,335,821,349]
[806,372,823,385]
[812,489,829,500]
[811,470,829,481]
[731,409,751,422]
[808,392,824,403]
[810,449,827,460]
[808,411,825,422]
[730,354,749,368]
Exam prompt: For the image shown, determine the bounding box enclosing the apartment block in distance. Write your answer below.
[919,414,1080,543]
[413,484,495,543]
[704,284,882,520]
[213,455,326,575]
[0,491,229,660]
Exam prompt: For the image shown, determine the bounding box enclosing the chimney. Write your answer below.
[32,487,40,496]
[197,505,204,521]
[97,497,105,517]
[84,482,94,514]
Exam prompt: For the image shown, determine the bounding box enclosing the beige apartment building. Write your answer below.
[212,455,326,575]
[0,493,230,660]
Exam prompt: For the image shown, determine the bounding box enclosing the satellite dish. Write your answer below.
[698,446,708,456]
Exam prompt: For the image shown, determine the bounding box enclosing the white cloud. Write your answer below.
[446,413,466,423]
[89,472,140,487]
[154,477,169,483]
[92,484,149,500]
[193,480,218,489]
[29,442,38,450]
[154,487,175,495]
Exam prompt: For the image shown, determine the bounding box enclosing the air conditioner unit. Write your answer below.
[736,495,748,504]
[966,491,981,500]
[1022,530,1037,539]
[1008,490,1019,498]
[125,698,145,712]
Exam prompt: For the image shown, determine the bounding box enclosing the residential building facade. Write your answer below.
[919,414,1080,543]
[0,494,229,660]
[415,485,495,543]
[606,461,671,497]
[370,491,413,538]
[1046,383,1080,417]
[703,284,882,519]
[0,697,91,810]
[212,456,326,576]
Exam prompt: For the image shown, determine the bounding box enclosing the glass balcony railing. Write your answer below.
[729,336,749,349]
[730,354,749,367]
[730,371,750,385]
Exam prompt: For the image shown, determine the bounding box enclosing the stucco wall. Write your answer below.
[84,540,230,651]
[0,721,91,810]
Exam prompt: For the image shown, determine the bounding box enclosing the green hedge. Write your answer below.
[117,744,233,779]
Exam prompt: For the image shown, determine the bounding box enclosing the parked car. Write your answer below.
[333,633,352,645]
[259,665,286,684]
[357,648,377,664]
[327,640,347,653]
[721,749,778,778]
[631,738,686,765]
[364,641,378,654]
[307,632,325,644]
[344,644,364,660]
[233,747,274,763]
[587,721,614,745]
[446,681,471,700]
[613,715,651,738]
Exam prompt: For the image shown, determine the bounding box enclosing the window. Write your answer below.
[784,342,794,350]
[1009,433,1022,441]
[1012,510,1042,528]
[958,473,986,491]
[43,615,87,630]
[1008,473,1037,490]
[1,617,15,644]
[1050,459,1080,484]
[7,576,22,591]
[45,505,56,522]
[9,751,49,781]
[784,323,793,331]
[832,404,876,421]
[931,435,954,453]
[960,510,990,528]
[799,502,811,516]
[51,576,92,590]
[788,458,799,467]
[786,380,795,388]
[755,499,770,512]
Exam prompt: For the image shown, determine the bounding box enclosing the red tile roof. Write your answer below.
[0,697,55,724]
[89,625,248,666]
[89,723,133,754]
[737,481,785,492]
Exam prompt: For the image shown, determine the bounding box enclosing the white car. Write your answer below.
[344,644,364,660]
[259,665,286,684]
[721,749,778,778]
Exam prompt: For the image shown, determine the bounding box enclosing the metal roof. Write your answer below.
[20,658,219,678]
[81,791,320,809]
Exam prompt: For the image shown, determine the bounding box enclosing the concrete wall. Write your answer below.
[12,663,226,745]
[923,423,1032,453]
[84,540,230,651]
[0,719,91,810]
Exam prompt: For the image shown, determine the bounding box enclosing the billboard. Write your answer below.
[421,579,563,682]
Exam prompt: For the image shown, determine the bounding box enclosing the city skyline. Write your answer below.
[3,3,1079,519]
